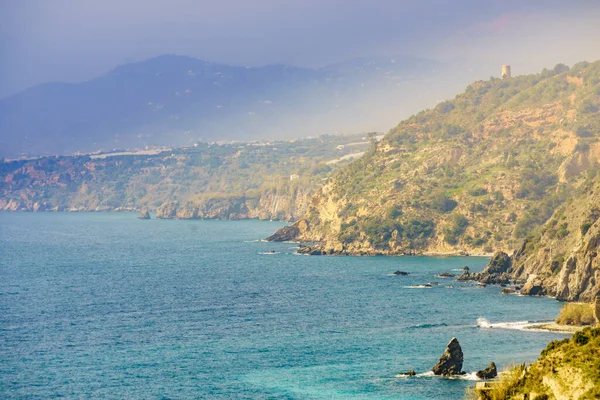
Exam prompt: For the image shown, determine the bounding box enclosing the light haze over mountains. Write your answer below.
[1,0,600,157]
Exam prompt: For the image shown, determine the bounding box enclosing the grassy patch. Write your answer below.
[556,303,596,326]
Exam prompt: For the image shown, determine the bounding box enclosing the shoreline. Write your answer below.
[523,322,585,333]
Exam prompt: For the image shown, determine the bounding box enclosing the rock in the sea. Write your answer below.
[431,337,464,376]
[400,369,416,376]
[436,272,455,278]
[393,270,410,276]
[501,288,516,295]
[476,362,497,379]
[138,209,151,219]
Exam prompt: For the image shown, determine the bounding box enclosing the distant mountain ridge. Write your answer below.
[0,54,457,158]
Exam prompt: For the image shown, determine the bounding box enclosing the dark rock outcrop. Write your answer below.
[476,362,497,379]
[436,272,455,278]
[267,225,300,242]
[399,369,416,376]
[138,209,151,219]
[431,337,464,376]
[485,252,512,274]
[521,280,545,296]
[457,251,512,285]
[393,270,410,276]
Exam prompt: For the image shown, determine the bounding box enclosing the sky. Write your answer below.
[2,0,600,98]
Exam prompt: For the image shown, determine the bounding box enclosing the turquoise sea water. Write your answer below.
[1,213,565,399]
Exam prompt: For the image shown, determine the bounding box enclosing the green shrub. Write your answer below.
[581,222,592,235]
[556,303,596,326]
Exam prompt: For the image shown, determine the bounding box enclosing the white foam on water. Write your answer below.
[446,372,481,381]
[416,371,435,377]
[258,251,279,255]
[477,317,556,331]
[397,371,480,380]
[404,285,433,289]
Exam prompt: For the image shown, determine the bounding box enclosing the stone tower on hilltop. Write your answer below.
[502,64,512,79]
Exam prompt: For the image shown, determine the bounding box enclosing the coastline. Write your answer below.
[523,322,584,333]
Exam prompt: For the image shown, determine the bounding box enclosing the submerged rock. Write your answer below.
[476,362,497,379]
[436,272,455,278]
[393,270,410,276]
[431,338,464,376]
[138,209,151,219]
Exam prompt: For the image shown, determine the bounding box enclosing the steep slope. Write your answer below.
[0,55,451,158]
[0,134,369,220]
[472,327,600,399]
[507,177,600,301]
[268,61,600,256]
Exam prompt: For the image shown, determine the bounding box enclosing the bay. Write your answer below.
[0,213,564,399]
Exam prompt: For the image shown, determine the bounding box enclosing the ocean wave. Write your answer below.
[404,285,433,289]
[397,371,480,380]
[476,317,553,330]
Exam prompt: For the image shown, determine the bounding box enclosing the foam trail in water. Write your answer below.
[476,317,555,331]
[398,371,480,381]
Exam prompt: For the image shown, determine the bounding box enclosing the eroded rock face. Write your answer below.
[431,338,464,376]
[156,201,177,219]
[520,280,545,296]
[266,224,301,242]
[138,209,151,219]
[476,362,497,379]
[484,252,512,275]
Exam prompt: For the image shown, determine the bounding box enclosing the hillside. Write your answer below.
[497,176,600,301]
[268,61,600,256]
[0,54,459,158]
[0,134,370,220]
[471,327,600,399]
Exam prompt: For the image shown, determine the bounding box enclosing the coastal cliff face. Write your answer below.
[509,179,600,301]
[155,186,313,221]
[268,61,600,256]
[0,135,369,221]
[479,327,600,399]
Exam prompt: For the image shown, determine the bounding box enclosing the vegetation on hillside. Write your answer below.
[555,303,596,326]
[470,327,600,399]
[0,134,370,220]
[275,61,600,255]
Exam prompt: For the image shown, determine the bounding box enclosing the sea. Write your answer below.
[0,213,566,399]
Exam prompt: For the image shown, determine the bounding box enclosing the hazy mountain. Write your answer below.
[0,54,456,158]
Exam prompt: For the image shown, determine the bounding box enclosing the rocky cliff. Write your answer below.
[155,186,313,221]
[512,178,600,301]
[0,134,369,221]
[473,327,600,399]
[268,61,600,256]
